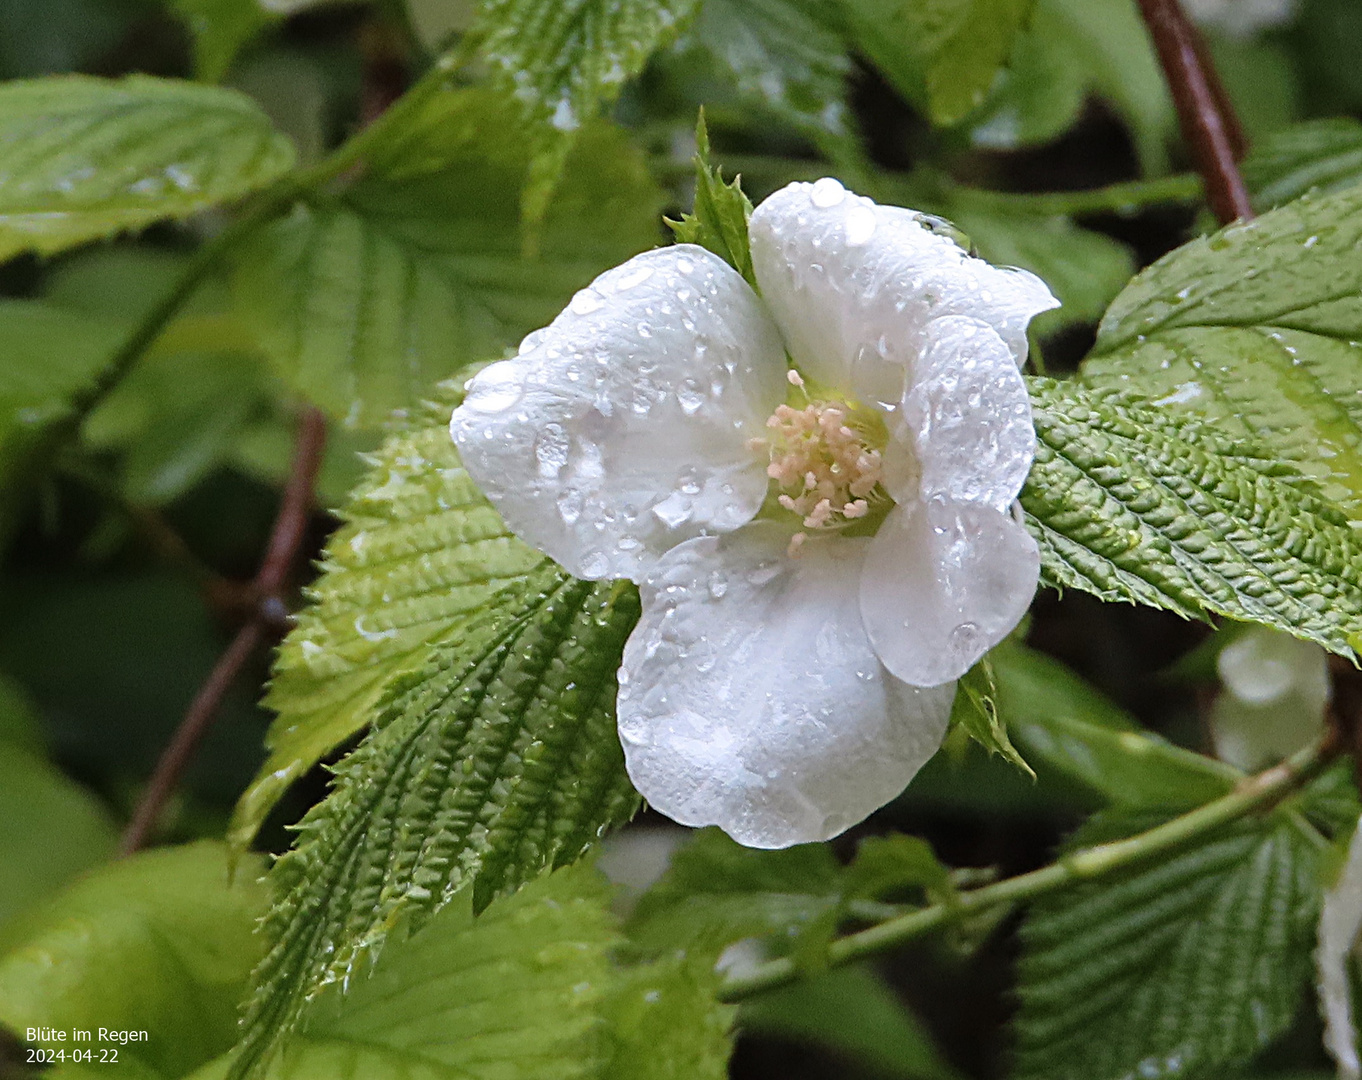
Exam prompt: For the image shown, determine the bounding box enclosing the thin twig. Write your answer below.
[119,408,328,854]
[718,734,1337,1002]
[1135,0,1253,225]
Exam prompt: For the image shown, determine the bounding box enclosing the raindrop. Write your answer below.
[534,423,570,477]
[677,378,706,414]
[844,204,876,246]
[810,177,846,207]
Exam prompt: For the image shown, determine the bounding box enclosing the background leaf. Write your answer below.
[0,75,295,261]
[740,966,962,1080]
[1242,117,1362,211]
[1012,812,1323,1080]
[994,639,1239,808]
[232,88,664,428]
[0,842,268,1080]
[0,679,116,929]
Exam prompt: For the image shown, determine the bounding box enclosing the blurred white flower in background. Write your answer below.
[1318,821,1362,1080]
[1210,626,1329,771]
[451,178,1057,847]
[1182,0,1299,39]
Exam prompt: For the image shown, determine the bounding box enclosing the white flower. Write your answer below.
[1182,0,1298,38]
[1211,627,1329,771]
[450,178,1057,847]
[1318,820,1362,1080]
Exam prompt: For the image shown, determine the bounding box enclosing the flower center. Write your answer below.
[750,370,892,556]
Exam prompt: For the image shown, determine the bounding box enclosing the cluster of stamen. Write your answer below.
[749,371,885,557]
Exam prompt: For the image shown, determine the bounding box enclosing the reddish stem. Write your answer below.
[1135,0,1253,225]
[119,408,328,854]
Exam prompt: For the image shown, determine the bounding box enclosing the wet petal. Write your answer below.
[451,245,787,582]
[618,522,955,848]
[860,498,1039,687]
[892,315,1035,511]
[1318,819,1362,1080]
[748,179,1058,405]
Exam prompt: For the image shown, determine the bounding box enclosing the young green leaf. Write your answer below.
[232,568,641,1079]
[1012,812,1323,1080]
[1022,379,1362,657]
[1082,184,1362,518]
[232,88,663,428]
[950,657,1033,777]
[228,381,544,853]
[0,842,268,1080]
[0,75,295,261]
[666,114,757,286]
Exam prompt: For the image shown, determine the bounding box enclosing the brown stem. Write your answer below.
[1135,0,1253,225]
[119,408,328,854]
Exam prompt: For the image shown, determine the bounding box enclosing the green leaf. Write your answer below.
[1012,813,1322,1080]
[967,0,1173,169]
[476,0,697,137]
[1082,184,1362,520]
[1022,378,1362,657]
[232,568,641,1079]
[228,383,543,851]
[232,88,664,428]
[845,0,1034,127]
[198,865,618,1080]
[0,740,117,930]
[993,639,1238,807]
[666,114,755,285]
[0,672,40,752]
[1242,117,1362,211]
[0,842,268,1080]
[0,75,295,262]
[740,966,962,1080]
[599,953,735,1080]
[626,827,841,958]
[950,657,1033,777]
[169,0,276,82]
[0,299,122,442]
[675,0,856,159]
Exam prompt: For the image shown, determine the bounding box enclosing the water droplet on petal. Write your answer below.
[570,289,603,315]
[844,204,876,246]
[810,177,845,207]
[533,423,570,477]
[677,378,706,414]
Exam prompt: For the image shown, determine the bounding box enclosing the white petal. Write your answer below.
[618,522,955,847]
[893,315,1035,511]
[1318,818,1362,1080]
[450,245,787,582]
[860,498,1039,687]
[748,179,1058,406]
